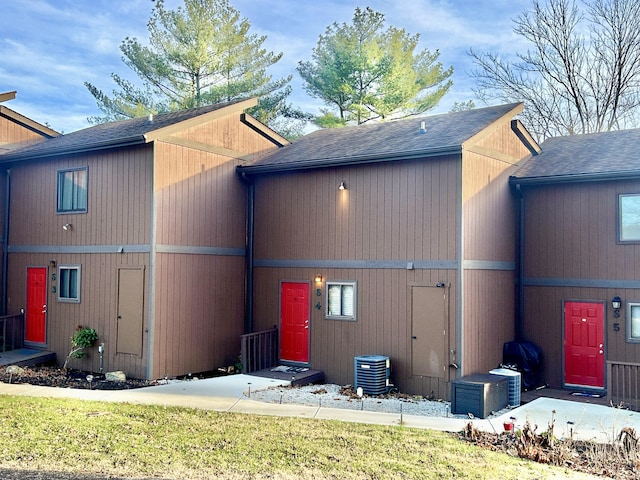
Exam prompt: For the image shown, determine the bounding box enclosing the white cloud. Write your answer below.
[1,0,537,132]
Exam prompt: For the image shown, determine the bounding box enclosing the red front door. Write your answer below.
[564,301,605,389]
[26,267,48,344]
[280,282,310,363]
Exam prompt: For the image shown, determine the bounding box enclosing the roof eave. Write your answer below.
[0,135,147,164]
[510,170,640,186]
[237,145,462,175]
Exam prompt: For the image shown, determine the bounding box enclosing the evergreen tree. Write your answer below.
[297,7,453,126]
[85,0,301,131]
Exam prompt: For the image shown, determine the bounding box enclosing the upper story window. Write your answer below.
[619,194,640,242]
[57,167,88,213]
[58,265,81,303]
[326,281,357,321]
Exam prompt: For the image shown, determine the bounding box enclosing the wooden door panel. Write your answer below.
[116,268,145,356]
[411,286,447,378]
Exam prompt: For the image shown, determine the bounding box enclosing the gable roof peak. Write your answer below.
[0,97,257,162]
[239,102,524,174]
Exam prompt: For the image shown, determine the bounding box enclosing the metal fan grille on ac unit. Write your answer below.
[354,355,390,395]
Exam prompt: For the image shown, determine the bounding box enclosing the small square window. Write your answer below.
[619,194,640,242]
[326,281,357,321]
[57,167,88,213]
[58,265,81,303]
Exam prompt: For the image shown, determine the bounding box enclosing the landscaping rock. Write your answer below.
[6,365,24,375]
[105,371,127,382]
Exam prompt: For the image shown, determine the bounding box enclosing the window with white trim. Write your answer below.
[619,194,640,242]
[627,303,640,343]
[326,281,357,321]
[57,167,88,213]
[58,265,81,303]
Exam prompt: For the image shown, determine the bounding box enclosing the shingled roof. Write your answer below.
[512,127,640,185]
[0,98,255,163]
[238,103,525,174]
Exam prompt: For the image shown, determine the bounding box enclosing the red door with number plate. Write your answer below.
[280,282,310,363]
[26,267,48,344]
[564,301,604,389]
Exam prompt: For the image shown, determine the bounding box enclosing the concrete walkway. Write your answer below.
[0,374,639,443]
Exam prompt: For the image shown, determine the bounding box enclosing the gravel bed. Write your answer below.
[250,383,515,420]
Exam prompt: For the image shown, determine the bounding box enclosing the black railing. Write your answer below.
[240,328,278,374]
[0,313,24,352]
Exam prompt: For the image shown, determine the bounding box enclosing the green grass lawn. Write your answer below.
[0,395,600,479]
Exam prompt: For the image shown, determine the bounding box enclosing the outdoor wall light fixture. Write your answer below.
[338,181,347,191]
[314,275,323,283]
[49,260,56,269]
[612,296,622,318]
[62,223,72,231]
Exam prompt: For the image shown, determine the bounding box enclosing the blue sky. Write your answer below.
[0,0,530,133]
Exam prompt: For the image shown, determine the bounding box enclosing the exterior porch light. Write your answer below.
[338,181,347,191]
[612,296,622,318]
[612,296,622,310]
[314,275,323,283]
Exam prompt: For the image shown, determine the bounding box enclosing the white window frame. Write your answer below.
[58,265,81,303]
[325,281,357,321]
[57,167,88,214]
[627,302,640,343]
[618,193,640,242]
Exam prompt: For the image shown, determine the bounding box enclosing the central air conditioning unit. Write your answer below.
[354,355,391,395]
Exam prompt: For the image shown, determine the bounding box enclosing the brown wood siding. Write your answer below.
[9,145,152,246]
[460,137,521,377]
[522,179,640,388]
[462,153,517,261]
[151,140,248,379]
[462,270,515,375]
[0,114,48,147]
[7,252,150,379]
[6,146,153,378]
[251,156,461,397]
[254,157,460,261]
[253,267,457,399]
[173,114,280,155]
[154,142,246,247]
[150,253,245,379]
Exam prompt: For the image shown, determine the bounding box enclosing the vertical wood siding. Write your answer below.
[173,114,280,155]
[149,116,254,378]
[461,146,519,376]
[253,267,457,398]
[0,114,49,146]
[151,253,245,379]
[252,157,461,397]
[6,146,153,378]
[254,157,460,261]
[9,146,152,246]
[151,141,248,378]
[252,120,531,397]
[7,252,150,379]
[522,180,640,388]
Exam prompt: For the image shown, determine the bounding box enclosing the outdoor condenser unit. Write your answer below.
[354,355,391,395]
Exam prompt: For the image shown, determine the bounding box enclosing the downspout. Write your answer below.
[1,169,10,316]
[514,183,525,341]
[240,171,254,334]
